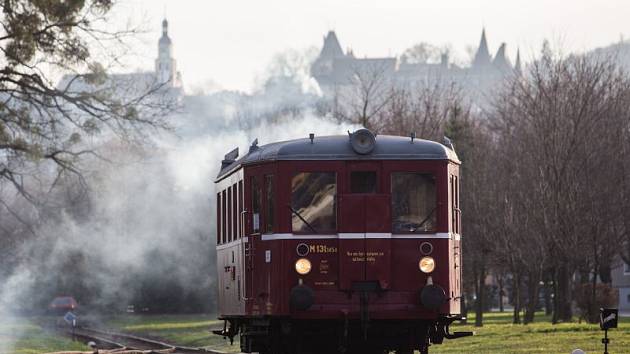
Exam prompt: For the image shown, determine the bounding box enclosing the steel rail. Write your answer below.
[50,326,231,354]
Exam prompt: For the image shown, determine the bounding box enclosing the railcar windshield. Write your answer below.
[391,173,436,232]
[291,172,336,233]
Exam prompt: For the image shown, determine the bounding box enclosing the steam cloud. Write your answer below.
[0,56,357,351]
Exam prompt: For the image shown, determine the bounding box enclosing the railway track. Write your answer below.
[54,326,227,354]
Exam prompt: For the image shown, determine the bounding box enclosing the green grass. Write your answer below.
[0,317,88,354]
[431,312,630,353]
[6,312,630,353]
[105,312,630,354]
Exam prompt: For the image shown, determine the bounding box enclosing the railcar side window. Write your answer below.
[232,184,238,240]
[391,173,436,233]
[351,171,377,193]
[227,186,232,242]
[455,176,460,234]
[265,175,274,233]
[451,175,460,234]
[216,193,221,245]
[291,172,336,233]
[222,190,227,242]
[238,181,243,238]
[252,177,261,233]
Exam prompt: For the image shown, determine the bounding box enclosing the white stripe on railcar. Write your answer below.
[259,233,455,241]
[216,236,248,250]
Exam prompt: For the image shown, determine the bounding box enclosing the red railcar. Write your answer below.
[213,129,470,354]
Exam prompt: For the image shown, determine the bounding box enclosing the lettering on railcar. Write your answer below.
[309,244,338,253]
[314,281,336,286]
[319,259,330,274]
[346,251,385,262]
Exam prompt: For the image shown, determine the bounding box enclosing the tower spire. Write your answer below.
[493,43,511,72]
[514,48,522,75]
[319,30,345,58]
[473,27,492,69]
[162,18,168,36]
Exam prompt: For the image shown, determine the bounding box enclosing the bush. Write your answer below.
[574,283,617,323]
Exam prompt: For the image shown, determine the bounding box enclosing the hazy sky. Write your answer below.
[117,0,630,93]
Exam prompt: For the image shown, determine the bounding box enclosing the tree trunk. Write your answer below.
[544,280,552,316]
[552,268,559,324]
[524,269,541,324]
[461,293,468,324]
[474,264,486,327]
[556,263,573,322]
[589,269,598,323]
[512,272,521,324]
[498,275,504,312]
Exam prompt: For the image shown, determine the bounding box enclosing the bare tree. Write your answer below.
[381,81,467,141]
[489,49,630,324]
[341,61,394,129]
[0,1,174,224]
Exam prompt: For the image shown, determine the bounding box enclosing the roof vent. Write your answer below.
[249,138,259,153]
[349,128,376,155]
[442,136,455,151]
[221,147,239,169]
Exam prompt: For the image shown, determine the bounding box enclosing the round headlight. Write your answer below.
[295,258,312,275]
[419,256,435,273]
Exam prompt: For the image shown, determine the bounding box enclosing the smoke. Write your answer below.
[0,266,34,353]
[0,48,357,349]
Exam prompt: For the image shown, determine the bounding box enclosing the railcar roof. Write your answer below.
[216,134,459,181]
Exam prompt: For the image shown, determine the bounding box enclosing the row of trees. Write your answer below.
[478,53,630,324]
[2,1,629,321]
[321,47,630,325]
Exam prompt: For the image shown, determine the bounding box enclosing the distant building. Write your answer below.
[311,28,522,101]
[311,31,397,87]
[155,18,183,89]
[58,18,184,101]
[611,258,630,313]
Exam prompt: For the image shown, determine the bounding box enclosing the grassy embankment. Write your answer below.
[5,312,630,353]
[0,317,88,354]
[104,312,630,353]
[432,312,630,353]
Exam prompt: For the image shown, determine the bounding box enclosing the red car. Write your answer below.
[213,129,470,354]
[49,296,78,313]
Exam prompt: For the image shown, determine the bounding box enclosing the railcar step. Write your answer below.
[445,331,474,339]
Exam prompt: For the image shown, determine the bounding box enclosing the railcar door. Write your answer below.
[338,163,392,290]
[244,173,263,314]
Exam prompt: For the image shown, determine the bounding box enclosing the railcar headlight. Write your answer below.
[295,258,312,275]
[419,256,435,273]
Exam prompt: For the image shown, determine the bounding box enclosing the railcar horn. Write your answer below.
[349,128,376,155]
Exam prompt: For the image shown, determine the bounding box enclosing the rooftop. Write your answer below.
[216,134,460,180]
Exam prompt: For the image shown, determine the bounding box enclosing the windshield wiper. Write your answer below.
[287,204,318,233]
[415,206,437,232]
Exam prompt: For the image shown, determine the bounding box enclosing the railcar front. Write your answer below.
[213,130,471,354]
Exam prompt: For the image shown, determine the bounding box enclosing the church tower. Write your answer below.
[155,18,180,87]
